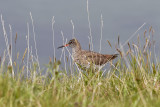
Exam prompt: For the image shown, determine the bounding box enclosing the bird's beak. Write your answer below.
[57,44,69,49]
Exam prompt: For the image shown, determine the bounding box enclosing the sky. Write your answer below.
[0,0,160,65]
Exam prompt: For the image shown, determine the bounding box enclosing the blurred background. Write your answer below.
[0,0,160,66]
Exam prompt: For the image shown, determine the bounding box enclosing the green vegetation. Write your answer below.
[0,28,160,107]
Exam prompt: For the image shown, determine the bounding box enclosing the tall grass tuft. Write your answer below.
[0,14,160,107]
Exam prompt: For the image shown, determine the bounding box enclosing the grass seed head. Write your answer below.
[22,48,27,63]
[149,26,152,34]
[118,35,120,46]
[107,40,112,48]
[116,48,122,57]
[15,32,17,44]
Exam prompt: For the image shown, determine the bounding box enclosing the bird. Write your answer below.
[58,38,118,71]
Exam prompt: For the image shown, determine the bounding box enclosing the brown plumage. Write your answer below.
[58,38,118,70]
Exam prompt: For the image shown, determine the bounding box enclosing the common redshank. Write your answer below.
[58,38,118,70]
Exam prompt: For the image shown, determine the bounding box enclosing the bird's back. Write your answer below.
[74,50,118,67]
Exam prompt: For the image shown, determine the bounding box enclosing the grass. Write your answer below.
[0,57,160,107]
[0,13,160,106]
[0,27,160,107]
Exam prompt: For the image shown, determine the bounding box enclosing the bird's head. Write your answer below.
[58,38,80,49]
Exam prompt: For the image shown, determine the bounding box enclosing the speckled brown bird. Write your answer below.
[58,38,118,70]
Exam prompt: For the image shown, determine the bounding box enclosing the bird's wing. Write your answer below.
[82,51,118,66]
[82,51,107,65]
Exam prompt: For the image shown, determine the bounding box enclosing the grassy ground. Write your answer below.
[0,28,160,107]
[0,58,160,107]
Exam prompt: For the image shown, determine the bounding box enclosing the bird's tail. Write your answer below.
[111,54,118,60]
[105,54,118,61]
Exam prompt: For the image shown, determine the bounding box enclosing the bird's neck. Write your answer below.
[72,46,81,57]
